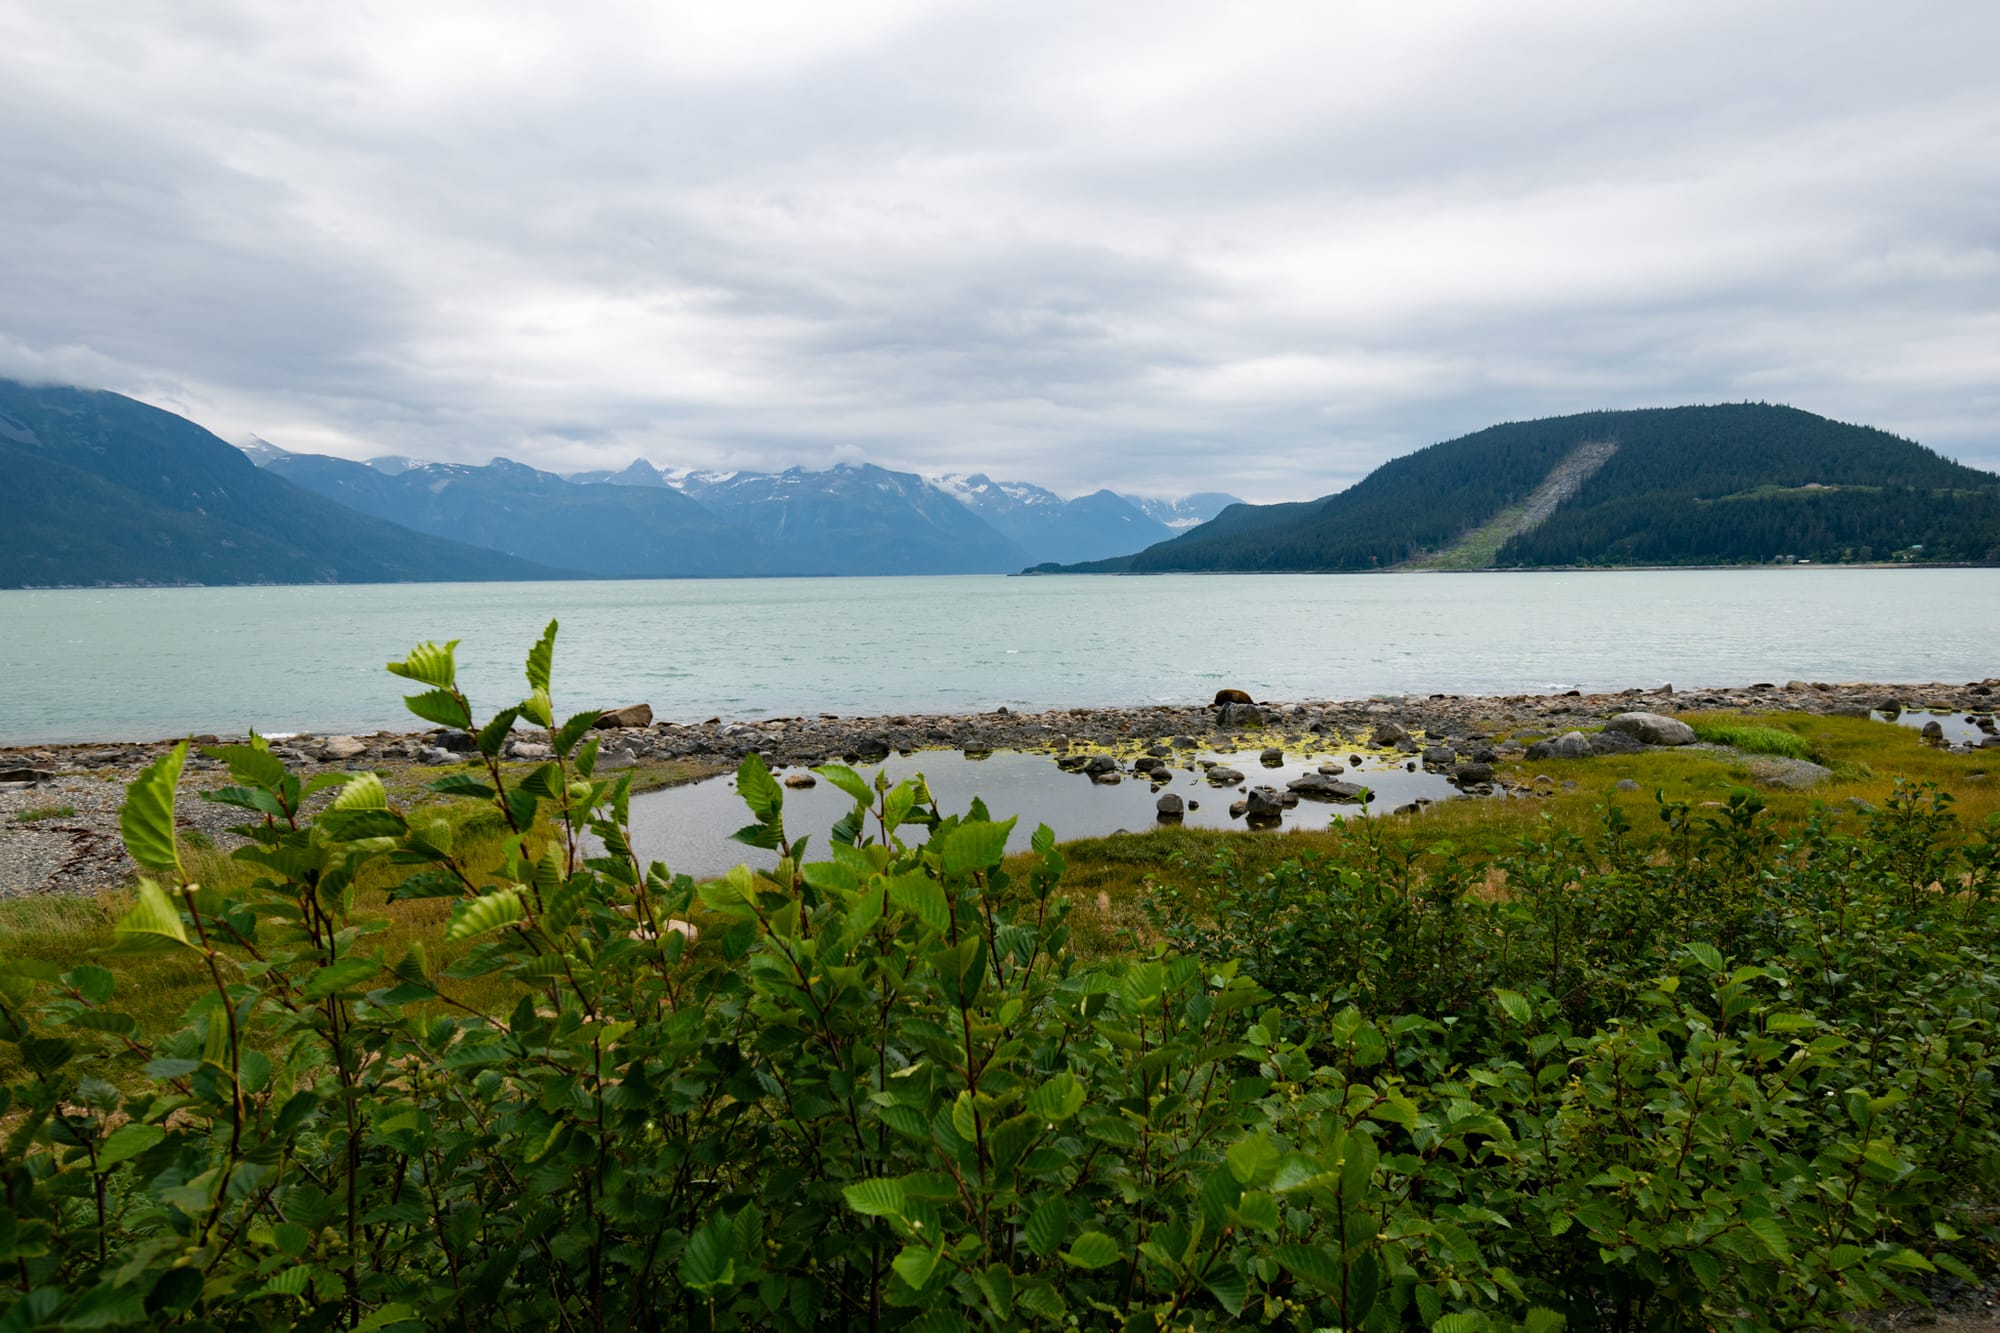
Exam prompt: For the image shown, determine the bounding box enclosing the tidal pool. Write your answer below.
[1874,709,1999,748]
[626,746,1485,879]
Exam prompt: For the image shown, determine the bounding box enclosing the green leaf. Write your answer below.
[737,752,783,822]
[1272,1243,1343,1292]
[350,1303,419,1333]
[554,710,601,757]
[892,1242,943,1290]
[95,1122,164,1170]
[444,887,526,942]
[332,771,388,810]
[1742,1216,1791,1261]
[525,619,557,694]
[403,688,471,730]
[1494,988,1531,1023]
[477,707,522,758]
[428,773,498,799]
[842,1178,906,1218]
[113,879,192,952]
[1433,1314,1483,1333]
[68,964,115,1005]
[815,763,872,805]
[1204,1264,1249,1316]
[1524,1309,1565,1333]
[119,740,187,876]
[1685,941,1725,973]
[302,956,383,1001]
[1026,1072,1086,1123]
[679,1221,735,1294]
[1024,1196,1068,1258]
[938,817,1016,876]
[387,640,459,688]
[1062,1231,1122,1269]
[887,874,950,935]
[1226,1132,1281,1187]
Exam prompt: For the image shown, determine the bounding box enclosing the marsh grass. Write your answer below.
[11,804,75,822]
[1684,715,1818,759]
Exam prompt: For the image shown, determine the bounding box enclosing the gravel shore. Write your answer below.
[5,676,1995,901]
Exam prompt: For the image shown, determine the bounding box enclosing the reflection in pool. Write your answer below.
[1872,709,1999,748]
[626,746,1489,879]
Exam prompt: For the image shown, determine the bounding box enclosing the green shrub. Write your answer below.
[1687,717,1817,760]
[1,627,1994,1331]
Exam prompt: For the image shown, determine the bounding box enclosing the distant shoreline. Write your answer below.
[5,560,1996,592]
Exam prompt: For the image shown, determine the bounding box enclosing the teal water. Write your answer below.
[0,569,1994,744]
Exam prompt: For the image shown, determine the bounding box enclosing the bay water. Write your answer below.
[1,569,1994,745]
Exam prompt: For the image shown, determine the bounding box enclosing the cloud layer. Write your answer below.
[2,0,1996,499]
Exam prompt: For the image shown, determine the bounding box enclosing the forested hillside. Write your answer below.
[1047,405,2000,572]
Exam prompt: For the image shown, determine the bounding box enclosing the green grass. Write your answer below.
[12,804,74,823]
[1684,716,1818,760]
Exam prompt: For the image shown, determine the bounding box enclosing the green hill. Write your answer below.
[1042,404,2000,572]
[0,380,567,587]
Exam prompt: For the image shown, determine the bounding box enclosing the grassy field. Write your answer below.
[3,712,1989,1049]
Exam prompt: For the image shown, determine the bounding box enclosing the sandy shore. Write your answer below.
[5,676,1994,900]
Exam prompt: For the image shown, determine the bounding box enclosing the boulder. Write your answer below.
[1217,702,1265,728]
[1259,747,1284,767]
[1613,778,1641,792]
[320,735,367,761]
[1587,731,1646,756]
[1083,755,1119,776]
[1373,721,1410,746]
[1245,786,1285,819]
[1421,745,1456,768]
[1602,712,1697,746]
[1525,731,1593,761]
[1156,792,1185,820]
[438,729,477,753]
[1453,762,1495,786]
[507,741,553,761]
[1287,773,1371,803]
[783,772,817,789]
[1091,771,1123,785]
[594,704,654,730]
[1206,766,1246,787]
[1749,758,1833,791]
[1920,720,1945,742]
[0,766,55,785]
[854,734,893,760]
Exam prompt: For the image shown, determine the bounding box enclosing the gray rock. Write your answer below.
[598,750,637,770]
[1920,720,1945,742]
[1587,731,1646,756]
[419,747,458,765]
[783,772,817,788]
[0,767,55,785]
[438,729,477,753]
[1091,771,1123,785]
[1217,702,1265,728]
[507,740,553,761]
[1084,755,1119,776]
[1613,778,1641,792]
[1156,792,1184,819]
[320,735,367,761]
[1421,745,1456,768]
[1206,766,1246,787]
[1287,773,1371,803]
[1525,731,1593,761]
[1373,721,1410,746]
[1259,747,1284,767]
[1750,758,1833,791]
[1603,712,1697,746]
[1245,786,1285,818]
[594,704,654,729]
[1453,762,1495,786]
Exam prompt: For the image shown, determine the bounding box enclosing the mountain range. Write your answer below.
[1041,404,2000,573]
[0,378,1240,585]
[0,380,561,587]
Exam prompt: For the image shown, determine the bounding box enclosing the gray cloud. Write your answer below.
[0,0,1995,500]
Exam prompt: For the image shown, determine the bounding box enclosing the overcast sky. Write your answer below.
[2,1,1996,501]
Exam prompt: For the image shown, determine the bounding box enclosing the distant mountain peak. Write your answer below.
[235,434,292,465]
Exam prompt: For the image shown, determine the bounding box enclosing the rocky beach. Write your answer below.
[4,676,1995,900]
